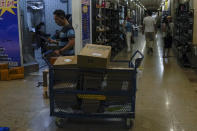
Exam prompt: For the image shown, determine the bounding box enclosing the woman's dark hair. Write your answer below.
[53,10,66,19]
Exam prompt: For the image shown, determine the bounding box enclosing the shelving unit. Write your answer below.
[92,0,126,58]
[173,2,197,68]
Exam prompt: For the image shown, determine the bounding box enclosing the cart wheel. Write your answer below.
[55,118,66,128]
[125,118,133,129]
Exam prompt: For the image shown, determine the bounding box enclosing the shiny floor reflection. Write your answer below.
[0,33,197,131]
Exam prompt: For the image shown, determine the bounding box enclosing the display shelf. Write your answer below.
[92,0,126,58]
[173,2,195,68]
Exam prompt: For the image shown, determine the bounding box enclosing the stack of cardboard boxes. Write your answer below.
[43,44,133,93]
[52,44,132,90]
[0,63,24,81]
[51,44,112,111]
[48,44,133,112]
[53,44,111,69]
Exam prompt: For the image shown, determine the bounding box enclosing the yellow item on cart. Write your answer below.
[77,94,106,100]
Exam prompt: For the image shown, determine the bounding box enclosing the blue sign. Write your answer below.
[0,127,9,131]
[82,0,90,46]
[0,0,21,66]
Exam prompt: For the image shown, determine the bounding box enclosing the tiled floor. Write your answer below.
[0,33,197,131]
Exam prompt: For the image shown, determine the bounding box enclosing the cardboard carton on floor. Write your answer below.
[78,44,111,68]
[9,67,24,74]
[9,74,24,80]
[0,63,8,70]
[0,69,10,81]
[53,56,78,68]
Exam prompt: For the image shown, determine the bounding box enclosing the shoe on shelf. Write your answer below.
[96,14,104,20]
[96,4,101,8]
[96,13,101,18]
[106,26,110,31]
[103,39,109,42]
[99,0,102,6]
[96,39,104,44]
[101,0,105,8]
[96,26,105,32]
[105,1,111,8]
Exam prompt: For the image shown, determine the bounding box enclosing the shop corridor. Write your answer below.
[0,33,197,131]
[133,33,197,131]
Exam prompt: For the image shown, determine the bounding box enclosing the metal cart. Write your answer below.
[44,50,144,129]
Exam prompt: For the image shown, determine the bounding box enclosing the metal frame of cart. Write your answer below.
[44,50,144,129]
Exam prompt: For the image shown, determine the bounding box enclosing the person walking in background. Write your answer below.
[142,11,157,54]
[162,16,174,58]
[124,17,133,52]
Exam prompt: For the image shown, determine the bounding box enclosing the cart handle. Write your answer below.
[129,50,144,69]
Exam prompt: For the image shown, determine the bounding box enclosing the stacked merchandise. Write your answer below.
[92,0,126,58]
[173,2,195,67]
[0,47,24,81]
[0,63,24,81]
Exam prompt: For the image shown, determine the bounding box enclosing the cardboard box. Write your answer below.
[9,67,24,74]
[0,69,10,81]
[52,56,78,82]
[9,74,24,80]
[105,67,134,103]
[83,72,104,90]
[50,57,58,65]
[43,86,49,98]
[53,68,79,82]
[43,69,49,87]
[0,63,8,70]
[106,67,134,92]
[81,99,101,113]
[54,56,78,68]
[78,44,111,68]
[54,93,78,110]
[108,62,129,68]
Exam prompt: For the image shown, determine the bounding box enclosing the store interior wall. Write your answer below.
[19,0,36,64]
[72,0,82,55]
[19,0,70,36]
[193,0,197,45]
